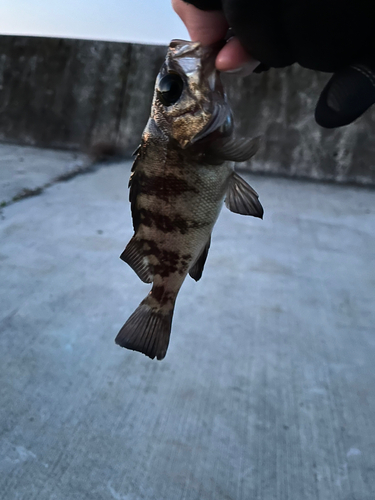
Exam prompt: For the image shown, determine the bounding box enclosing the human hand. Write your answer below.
[172,0,260,75]
[174,0,375,128]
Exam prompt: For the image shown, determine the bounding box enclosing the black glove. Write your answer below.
[183,0,375,128]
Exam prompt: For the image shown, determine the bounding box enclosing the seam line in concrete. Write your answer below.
[1,160,122,209]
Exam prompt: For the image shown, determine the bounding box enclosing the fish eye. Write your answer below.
[158,73,184,106]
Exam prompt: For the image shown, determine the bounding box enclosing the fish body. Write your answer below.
[116,40,263,360]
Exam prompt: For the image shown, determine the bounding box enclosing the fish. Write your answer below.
[115,39,263,360]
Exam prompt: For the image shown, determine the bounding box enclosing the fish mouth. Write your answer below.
[168,39,223,82]
[166,40,231,147]
[169,39,201,57]
[169,39,224,59]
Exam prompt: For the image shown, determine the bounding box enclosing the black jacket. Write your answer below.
[184,0,375,72]
[183,0,375,127]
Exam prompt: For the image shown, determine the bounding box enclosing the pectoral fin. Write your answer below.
[225,172,264,218]
[210,136,261,163]
[189,237,211,282]
[120,236,154,283]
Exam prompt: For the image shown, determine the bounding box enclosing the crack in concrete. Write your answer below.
[1,158,130,209]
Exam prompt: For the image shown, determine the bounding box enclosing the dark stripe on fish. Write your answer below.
[144,239,180,276]
[134,238,191,277]
[151,285,175,306]
[139,174,199,200]
[139,209,209,234]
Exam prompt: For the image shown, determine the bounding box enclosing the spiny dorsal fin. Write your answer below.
[225,172,264,218]
[189,237,211,282]
[120,236,154,283]
[128,154,142,233]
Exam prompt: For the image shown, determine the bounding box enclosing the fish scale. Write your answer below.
[116,40,264,360]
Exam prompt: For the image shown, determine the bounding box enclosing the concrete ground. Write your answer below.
[0,144,87,207]
[0,144,374,500]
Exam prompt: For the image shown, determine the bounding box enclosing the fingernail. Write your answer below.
[224,60,260,77]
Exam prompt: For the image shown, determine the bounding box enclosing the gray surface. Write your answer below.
[1,152,375,500]
[0,144,87,206]
[0,36,166,152]
[1,35,375,185]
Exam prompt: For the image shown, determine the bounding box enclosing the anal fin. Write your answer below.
[225,172,264,218]
[189,237,211,282]
[120,236,154,283]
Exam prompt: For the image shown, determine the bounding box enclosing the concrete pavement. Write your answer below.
[0,144,87,206]
[0,145,374,500]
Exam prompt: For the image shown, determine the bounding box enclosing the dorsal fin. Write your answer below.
[128,154,142,233]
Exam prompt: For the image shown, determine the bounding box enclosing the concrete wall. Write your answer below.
[0,35,375,185]
[223,69,375,185]
[0,36,166,153]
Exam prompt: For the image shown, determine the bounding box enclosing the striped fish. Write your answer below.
[116,39,263,360]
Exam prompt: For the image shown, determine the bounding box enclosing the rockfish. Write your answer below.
[116,39,263,360]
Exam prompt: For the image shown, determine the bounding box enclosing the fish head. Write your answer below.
[151,39,233,149]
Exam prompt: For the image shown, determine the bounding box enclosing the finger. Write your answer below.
[315,63,375,128]
[172,0,228,45]
[216,36,260,74]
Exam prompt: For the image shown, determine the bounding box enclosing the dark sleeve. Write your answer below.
[184,0,375,72]
[183,0,222,10]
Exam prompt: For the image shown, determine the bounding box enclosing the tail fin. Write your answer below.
[115,297,174,360]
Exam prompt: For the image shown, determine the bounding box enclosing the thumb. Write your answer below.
[315,62,375,128]
[172,0,228,45]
